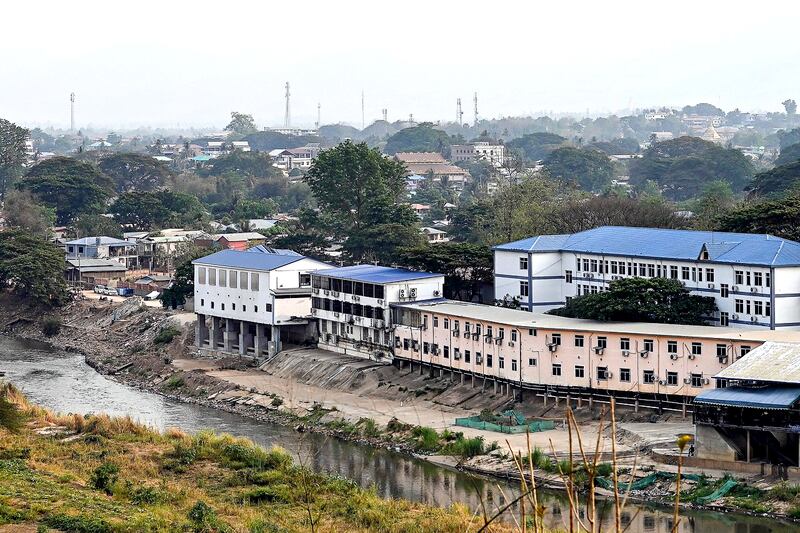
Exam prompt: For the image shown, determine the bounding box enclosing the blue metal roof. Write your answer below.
[247,245,302,256]
[493,226,800,267]
[314,264,443,284]
[694,386,800,410]
[192,249,305,271]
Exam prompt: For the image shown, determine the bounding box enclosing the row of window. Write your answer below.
[312,276,386,299]
[197,267,260,291]
[199,299,271,313]
[734,270,771,288]
[550,364,707,387]
[312,297,386,320]
[734,299,772,317]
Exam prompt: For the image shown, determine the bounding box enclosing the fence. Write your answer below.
[455,410,556,434]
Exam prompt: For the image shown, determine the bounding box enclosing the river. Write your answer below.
[0,336,795,532]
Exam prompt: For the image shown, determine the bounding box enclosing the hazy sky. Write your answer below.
[2,1,798,130]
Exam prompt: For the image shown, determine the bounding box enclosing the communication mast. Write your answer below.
[284,82,291,128]
[473,92,479,127]
[382,109,388,121]
[70,92,75,132]
[315,102,321,129]
[456,98,463,126]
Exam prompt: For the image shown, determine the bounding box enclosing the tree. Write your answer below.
[0,230,69,307]
[745,161,800,198]
[543,147,615,192]
[690,180,736,229]
[396,242,493,302]
[783,99,797,116]
[777,129,800,150]
[506,132,566,162]
[629,136,754,201]
[224,112,258,135]
[682,103,725,116]
[98,153,174,193]
[384,124,451,156]
[160,246,207,309]
[0,118,29,198]
[71,214,123,238]
[201,150,278,179]
[2,190,55,238]
[270,208,330,258]
[775,143,800,167]
[19,157,114,225]
[109,191,207,230]
[549,195,689,234]
[716,192,800,241]
[547,277,716,325]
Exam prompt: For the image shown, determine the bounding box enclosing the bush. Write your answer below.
[444,436,485,459]
[154,326,180,344]
[165,376,185,390]
[595,462,613,477]
[788,504,800,519]
[270,397,283,408]
[0,395,26,433]
[411,426,439,452]
[359,418,380,438]
[41,316,62,337]
[89,462,119,495]
[43,514,112,533]
[770,481,800,502]
[130,486,163,505]
[188,501,217,529]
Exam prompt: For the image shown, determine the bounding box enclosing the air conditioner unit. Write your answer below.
[398,289,406,298]
[658,380,666,386]
[333,312,340,317]
[707,283,715,289]
[703,378,710,385]
[731,314,739,320]
[311,308,317,315]
[331,291,340,297]
[688,354,696,360]
[454,352,461,360]
[586,273,594,279]
[452,329,459,336]
[377,299,384,305]
[334,335,340,343]
[670,353,678,360]
[718,356,728,364]
[593,346,604,355]
[410,288,417,298]
[495,338,502,345]
[508,341,515,347]
[732,286,739,291]
[324,290,330,295]
[750,317,757,323]
[352,295,360,302]
[750,287,758,293]
[547,343,558,352]
[684,378,692,384]
[463,331,470,338]
[639,350,649,358]
[621,349,630,357]
[394,339,402,348]
[472,332,480,340]
[476,355,483,364]
[606,372,613,379]
[433,290,441,297]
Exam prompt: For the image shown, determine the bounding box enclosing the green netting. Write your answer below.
[695,478,737,504]
[454,416,556,434]
[595,471,704,491]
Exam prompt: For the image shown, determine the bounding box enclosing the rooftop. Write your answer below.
[65,236,135,247]
[213,232,267,242]
[314,265,443,284]
[192,248,311,271]
[394,152,447,164]
[493,226,800,267]
[392,300,800,342]
[715,342,800,384]
[694,386,800,410]
[65,259,127,272]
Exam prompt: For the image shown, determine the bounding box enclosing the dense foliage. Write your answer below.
[543,147,615,191]
[0,118,29,197]
[716,192,800,242]
[98,153,174,193]
[506,132,566,162]
[109,191,207,230]
[548,277,716,325]
[0,230,69,306]
[384,123,451,156]
[746,161,800,198]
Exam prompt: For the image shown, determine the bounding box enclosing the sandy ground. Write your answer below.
[80,290,163,308]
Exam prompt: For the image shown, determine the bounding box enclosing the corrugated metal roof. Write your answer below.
[493,226,800,267]
[694,386,800,410]
[65,236,134,247]
[192,250,305,271]
[715,342,800,384]
[314,265,443,284]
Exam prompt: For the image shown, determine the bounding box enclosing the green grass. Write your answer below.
[154,326,181,344]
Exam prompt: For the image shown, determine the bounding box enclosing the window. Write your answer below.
[423,342,430,354]
[670,266,678,279]
[250,273,259,291]
[403,339,410,350]
[498,357,504,369]
[691,373,703,388]
[454,320,460,332]
[520,281,530,297]
[667,372,678,386]
[716,344,727,357]
[198,267,206,284]
[590,259,598,272]
[620,368,631,382]
[443,318,449,330]
[740,346,751,358]
[765,301,772,317]
[582,258,589,271]
[643,370,655,384]
[486,354,493,367]
[667,340,677,354]
[643,339,654,353]
[706,268,715,282]
[242,305,246,312]
[232,303,236,311]
[681,267,690,280]
[210,301,215,309]
[574,335,584,347]
[575,365,585,378]
[200,298,204,306]
[735,299,744,313]
[746,300,751,315]
[597,366,609,380]
[443,346,449,359]
[299,274,311,287]
[552,363,562,376]
[596,336,607,349]
[639,263,646,276]
[486,326,493,340]
[240,271,248,290]
[766,272,771,288]
[529,328,537,336]
[735,271,744,285]
[209,268,217,285]
[254,305,258,312]
[464,350,470,363]
[511,330,518,342]
[218,269,227,287]
[620,338,630,351]
[754,300,763,315]
[550,333,561,346]
[720,284,729,298]
[691,342,702,356]
[511,359,517,371]
[498,328,505,339]
[528,357,537,366]
[746,271,751,286]
[648,264,655,277]
[432,343,439,355]
[519,257,528,270]
[229,270,237,288]
[720,312,729,326]
[68,245,74,253]
[565,270,573,284]
[754,272,762,286]
[433,316,439,327]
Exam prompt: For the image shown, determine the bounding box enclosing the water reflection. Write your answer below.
[0,337,796,532]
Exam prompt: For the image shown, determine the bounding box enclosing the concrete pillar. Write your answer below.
[270,325,281,356]
[460,372,465,384]
[254,323,266,359]
[493,380,497,394]
[471,374,475,388]
[223,319,237,352]
[195,313,207,348]
[746,430,751,462]
[239,321,253,356]
[210,318,221,350]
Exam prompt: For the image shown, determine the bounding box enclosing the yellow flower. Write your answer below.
[676,434,692,452]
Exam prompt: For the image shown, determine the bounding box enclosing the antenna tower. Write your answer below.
[70,92,75,132]
[456,98,463,126]
[315,103,321,129]
[284,82,291,128]
[382,109,388,121]
[473,92,478,126]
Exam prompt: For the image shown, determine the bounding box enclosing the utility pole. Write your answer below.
[382,108,388,122]
[284,82,291,128]
[70,92,75,133]
[456,98,463,126]
[315,102,321,130]
[361,90,365,129]
[473,92,479,127]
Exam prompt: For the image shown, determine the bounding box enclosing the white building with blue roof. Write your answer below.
[64,236,138,269]
[192,246,332,359]
[493,226,800,330]
[311,265,445,361]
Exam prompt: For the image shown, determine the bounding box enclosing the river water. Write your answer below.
[0,336,795,532]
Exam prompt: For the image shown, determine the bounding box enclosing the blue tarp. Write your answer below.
[694,386,800,410]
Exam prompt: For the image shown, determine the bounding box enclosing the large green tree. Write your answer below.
[109,191,207,230]
[18,157,114,224]
[0,118,30,198]
[543,147,615,192]
[629,136,754,201]
[201,150,278,179]
[506,132,566,162]
[224,112,258,135]
[384,124,451,156]
[689,180,736,230]
[2,190,55,238]
[98,153,174,193]
[396,242,493,302]
[716,192,800,241]
[775,143,800,167]
[548,277,716,325]
[160,246,208,309]
[745,161,800,198]
[0,230,69,307]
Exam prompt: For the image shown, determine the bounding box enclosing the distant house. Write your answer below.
[64,237,137,269]
[420,227,449,243]
[269,144,320,171]
[65,258,127,285]
[410,203,431,218]
[450,142,505,167]
[395,152,471,190]
[213,232,268,251]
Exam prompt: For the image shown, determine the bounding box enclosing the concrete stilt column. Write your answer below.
[195,313,207,348]
[254,323,265,359]
[493,380,497,394]
[460,372,464,384]
[239,321,253,356]
[471,374,475,388]
[746,430,751,462]
[223,319,237,352]
[270,325,281,356]
[210,317,221,350]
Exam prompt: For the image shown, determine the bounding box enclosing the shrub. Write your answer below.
[154,326,180,344]
[0,395,26,433]
[770,481,800,502]
[130,486,163,505]
[165,376,185,390]
[359,418,380,438]
[89,462,119,495]
[41,316,62,337]
[788,504,800,519]
[43,513,112,533]
[595,462,613,477]
[188,501,217,528]
[444,436,485,459]
[270,397,283,408]
[411,426,439,452]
